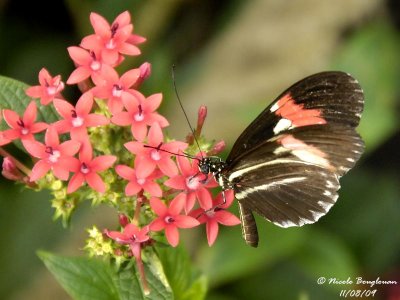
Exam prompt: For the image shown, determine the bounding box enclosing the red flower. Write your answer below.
[115,164,163,197]
[81,11,145,65]
[2,101,47,143]
[165,153,217,212]
[111,91,168,141]
[124,123,187,178]
[190,190,241,246]
[23,127,81,181]
[26,68,65,105]
[66,47,106,84]
[150,194,200,247]
[68,144,116,193]
[91,65,140,113]
[53,92,109,142]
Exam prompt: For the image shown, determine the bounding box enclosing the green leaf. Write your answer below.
[0,75,59,150]
[156,244,207,300]
[37,251,174,300]
[332,21,400,152]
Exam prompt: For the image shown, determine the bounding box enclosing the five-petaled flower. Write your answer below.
[165,153,218,213]
[115,164,163,197]
[91,65,140,113]
[81,11,145,65]
[2,101,48,144]
[26,68,65,105]
[150,194,200,247]
[111,91,169,141]
[67,47,105,84]
[68,144,116,193]
[124,122,187,178]
[190,190,241,246]
[53,92,109,143]
[23,127,81,181]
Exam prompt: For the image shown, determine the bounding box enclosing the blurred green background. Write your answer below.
[0,0,399,299]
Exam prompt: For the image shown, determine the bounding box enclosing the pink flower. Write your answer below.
[111,91,168,141]
[105,223,150,258]
[81,11,144,65]
[115,164,163,197]
[53,92,109,142]
[67,47,106,84]
[150,194,200,247]
[23,127,81,181]
[2,101,48,143]
[133,62,151,88]
[26,68,65,105]
[68,144,116,193]
[91,65,140,113]
[190,190,241,246]
[0,131,10,146]
[165,153,217,212]
[124,123,187,178]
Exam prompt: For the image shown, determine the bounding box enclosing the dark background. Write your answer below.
[0,0,399,299]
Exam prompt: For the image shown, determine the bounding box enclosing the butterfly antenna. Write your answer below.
[143,145,199,160]
[172,65,204,159]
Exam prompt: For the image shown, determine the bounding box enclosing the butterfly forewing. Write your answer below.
[221,71,364,247]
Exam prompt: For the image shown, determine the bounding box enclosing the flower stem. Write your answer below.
[136,255,150,295]
[0,147,31,176]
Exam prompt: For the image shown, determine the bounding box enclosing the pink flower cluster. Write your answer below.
[0,12,240,260]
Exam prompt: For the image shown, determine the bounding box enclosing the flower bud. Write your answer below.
[119,213,129,227]
[195,105,207,138]
[211,140,226,155]
[133,62,151,88]
[2,157,22,181]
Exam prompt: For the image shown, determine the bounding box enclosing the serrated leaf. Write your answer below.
[38,251,174,300]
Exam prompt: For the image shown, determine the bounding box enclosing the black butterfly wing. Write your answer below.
[226,71,364,164]
[223,71,364,247]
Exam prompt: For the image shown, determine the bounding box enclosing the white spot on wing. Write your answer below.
[346,157,355,162]
[273,118,292,134]
[270,102,280,112]
[292,149,331,168]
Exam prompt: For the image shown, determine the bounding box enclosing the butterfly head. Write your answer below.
[198,156,226,176]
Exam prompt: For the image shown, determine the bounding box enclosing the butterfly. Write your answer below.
[197,71,364,247]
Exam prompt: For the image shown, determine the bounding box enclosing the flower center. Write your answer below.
[90,60,101,71]
[80,163,90,174]
[106,38,116,50]
[46,147,61,163]
[137,178,146,185]
[112,84,123,98]
[186,175,200,190]
[150,150,161,161]
[164,216,175,224]
[72,116,84,127]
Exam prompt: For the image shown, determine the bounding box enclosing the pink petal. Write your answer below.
[123,223,139,238]
[30,122,48,133]
[90,12,111,37]
[169,193,185,215]
[23,140,46,158]
[158,157,178,177]
[86,172,106,193]
[121,93,140,112]
[177,154,193,175]
[81,35,103,53]
[114,11,131,26]
[30,160,51,181]
[131,123,147,142]
[38,68,52,86]
[149,197,167,216]
[185,192,197,213]
[22,101,37,126]
[105,230,130,244]
[124,141,144,155]
[219,190,235,208]
[59,140,81,156]
[174,215,200,228]
[2,109,20,128]
[108,97,124,114]
[76,92,93,116]
[101,49,119,65]
[125,182,141,196]
[53,99,74,120]
[146,113,169,128]
[148,123,163,146]
[115,165,135,180]
[165,225,180,247]
[144,93,162,112]
[163,141,188,153]
[196,188,213,210]
[52,164,70,181]
[164,176,186,190]
[149,218,165,231]
[206,220,219,246]
[135,158,156,178]
[111,112,132,126]
[67,173,85,193]
[67,67,92,84]
[143,181,162,197]
[215,211,241,226]
[90,155,116,171]
[85,114,109,127]
[67,46,91,65]
[120,69,140,88]
[2,129,21,140]
[25,86,44,98]
[119,43,141,56]
[45,127,60,147]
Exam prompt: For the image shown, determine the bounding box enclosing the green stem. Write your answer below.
[0,146,32,176]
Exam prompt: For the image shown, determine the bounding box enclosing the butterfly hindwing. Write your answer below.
[226,71,364,164]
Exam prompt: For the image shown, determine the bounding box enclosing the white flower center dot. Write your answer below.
[72,116,84,127]
[137,178,145,185]
[49,150,61,163]
[21,128,29,135]
[134,112,144,122]
[47,86,57,96]
[186,176,200,190]
[90,61,101,71]
[150,150,161,161]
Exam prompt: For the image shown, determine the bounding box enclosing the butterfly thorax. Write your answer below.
[198,156,233,190]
